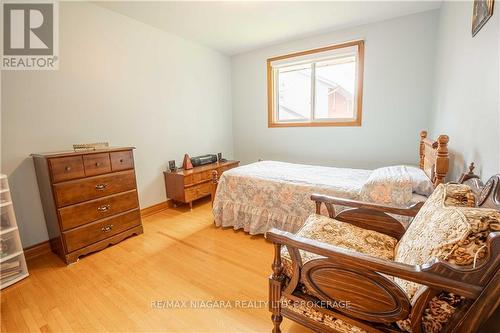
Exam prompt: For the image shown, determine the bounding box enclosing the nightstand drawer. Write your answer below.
[83,153,111,176]
[191,171,212,184]
[50,156,85,183]
[58,190,139,231]
[185,182,211,202]
[184,174,194,186]
[53,170,137,207]
[201,170,212,181]
[63,209,141,253]
[218,165,237,173]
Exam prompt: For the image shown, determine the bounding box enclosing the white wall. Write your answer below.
[430,1,499,180]
[1,2,233,247]
[231,10,439,168]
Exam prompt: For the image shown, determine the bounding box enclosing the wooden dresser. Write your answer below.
[32,147,143,264]
[164,160,239,209]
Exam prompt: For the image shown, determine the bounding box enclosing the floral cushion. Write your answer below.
[395,183,499,333]
[397,293,465,333]
[394,184,499,298]
[281,296,368,333]
[394,185,470,298]
[443,184,476,207]
[282,214,397,277]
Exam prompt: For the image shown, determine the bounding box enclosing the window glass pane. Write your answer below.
[314,56,356,120]
[277,64,311,121]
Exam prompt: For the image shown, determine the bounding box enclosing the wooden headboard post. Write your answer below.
[434,135,449,186]
[419,130,450,187]
[419,130,427,169]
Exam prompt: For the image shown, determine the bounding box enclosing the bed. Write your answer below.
[212,131,450,235]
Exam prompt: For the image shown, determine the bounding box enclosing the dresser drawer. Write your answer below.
[63,209,141,253]
[58,190,139,231]
[110,150,134,171]
[53,170,137,207]
[185,182,212,202]
[49,156,85,183]
[83,153,111,176]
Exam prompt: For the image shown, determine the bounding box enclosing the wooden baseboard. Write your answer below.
[24,240,52,261]
[140,200,172,218]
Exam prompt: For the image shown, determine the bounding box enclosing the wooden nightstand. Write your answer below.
[164,160,240,210]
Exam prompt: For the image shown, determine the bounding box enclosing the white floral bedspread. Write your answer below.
[213,161,418,235]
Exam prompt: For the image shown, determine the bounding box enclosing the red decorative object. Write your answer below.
[182,154,193,170]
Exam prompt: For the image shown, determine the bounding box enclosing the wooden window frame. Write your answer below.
[267,40,364,128]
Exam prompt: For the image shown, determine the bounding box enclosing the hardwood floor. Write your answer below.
[1,199,312,333]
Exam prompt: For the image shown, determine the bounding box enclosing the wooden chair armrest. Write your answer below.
[266,228,482,299]
[311,194,424,217]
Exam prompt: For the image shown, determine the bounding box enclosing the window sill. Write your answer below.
[268,119,362,128]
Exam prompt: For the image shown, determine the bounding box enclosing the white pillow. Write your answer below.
[406,166,434,196]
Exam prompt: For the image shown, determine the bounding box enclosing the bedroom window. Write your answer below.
[267,40,364,127]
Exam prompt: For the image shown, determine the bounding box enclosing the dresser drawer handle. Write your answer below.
[95,162,101,167]
[97,204,111,212]
[95,183,107,190]
[119,159,124,163]
[65,166,72,172]
[101,224,114,232]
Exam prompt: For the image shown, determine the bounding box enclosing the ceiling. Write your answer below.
[95,1,441,55]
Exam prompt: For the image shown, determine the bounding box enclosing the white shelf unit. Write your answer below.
[1,174,29,289]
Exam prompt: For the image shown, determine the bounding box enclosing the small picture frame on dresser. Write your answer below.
[217,153,226,163]
[168,160,177,172]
